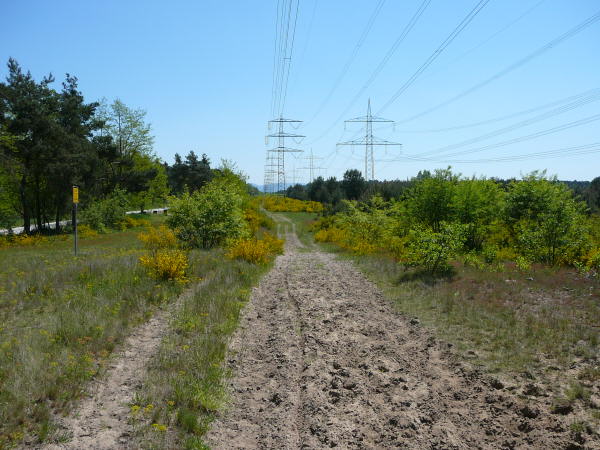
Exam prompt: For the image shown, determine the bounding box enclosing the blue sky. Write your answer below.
[2,0,599,184]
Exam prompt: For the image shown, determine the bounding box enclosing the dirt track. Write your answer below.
[41,284,203,450]
[206,217,580,449]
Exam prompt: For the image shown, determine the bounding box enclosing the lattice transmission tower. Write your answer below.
[299,148,326,182]
[337,99,401,181]
[266,117,304,194]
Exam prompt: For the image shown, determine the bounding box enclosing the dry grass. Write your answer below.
[352,255,599,372]
[0,215,184,446]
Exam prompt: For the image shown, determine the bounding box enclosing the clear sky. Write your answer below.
[2,0,599,184]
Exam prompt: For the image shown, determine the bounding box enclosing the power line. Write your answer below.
[279,0,301,116]
[414,89,600,157]
[289,0,319,93]
[396,8,600,124]
[394,142,600,164]
[271,0,288,117]
[307,0,386,124]
[377,0,492,114]
[396,88,600,133]
[404,112,600,161]
[422,0,547,82]
[310,0,431,143]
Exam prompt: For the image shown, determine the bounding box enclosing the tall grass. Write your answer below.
[0,218,185,446]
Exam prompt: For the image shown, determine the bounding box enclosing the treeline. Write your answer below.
[286,169,600,214]
[0,59,232,233]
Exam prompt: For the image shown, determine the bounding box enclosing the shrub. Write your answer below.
[261,232,284,255]
[462,252,485,270]
[515,255,531,272]
[81,188,129,231]
[117,216,151,230]
[262,196,323,213]
[139,249,188,282]
[226,232,283,265]
[6,234,48,247]
[507,172,589,265]
[138,226,188,282]
[406,168,457,232]
[406,223,466,274]
[314,227,348,245]
[138,225,178,250]
[77,224,98,238]
[167,177,249,249]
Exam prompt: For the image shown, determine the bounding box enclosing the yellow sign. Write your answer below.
[73,186,79,204]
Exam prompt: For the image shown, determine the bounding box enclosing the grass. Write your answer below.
[273,211,317,248]
[348,254,599,373]
[0,214,184,446]
[130,249,271,449]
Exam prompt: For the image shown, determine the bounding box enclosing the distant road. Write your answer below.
[0,207,168,236]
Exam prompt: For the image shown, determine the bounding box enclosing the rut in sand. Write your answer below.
[206,215,576,449]
[40,284,203,450]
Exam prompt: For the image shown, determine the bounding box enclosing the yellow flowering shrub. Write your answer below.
[582,247,600,271]
[77,224,98,238]
[139,249,188,282]
[244,208,261,234]
[0,234,48,248]
[262,232,284,255]
[314,227,348,244]
[118,216,151,230]
[262,196,323,213]
[226,232,284,264]
[138,225,178,250]
[138,226,188,282]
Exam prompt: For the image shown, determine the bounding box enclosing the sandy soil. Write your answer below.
[206,219,587,449]
[40,284,203,450]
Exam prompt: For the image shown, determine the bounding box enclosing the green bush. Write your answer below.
[167,171,249,248]
[80,188,129,231]
[406,222,466,274]
[507,173,589,265]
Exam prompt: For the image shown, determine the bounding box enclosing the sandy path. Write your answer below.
[41,284,202,450]
[206,219,576,449]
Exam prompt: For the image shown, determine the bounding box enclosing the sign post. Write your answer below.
[73,186,79,256]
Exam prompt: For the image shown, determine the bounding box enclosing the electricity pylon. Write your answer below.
[299,148,326,182]
[266,117,304,194]
[263,152,278,193]
[337,99,401,181]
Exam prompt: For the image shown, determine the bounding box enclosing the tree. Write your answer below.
[453,178,504,249]
[507,172,588,265]
[167,167,249,248]
[46,74,101,230]
[407,167,457,232]
[586,176,600,213]
[166,151,212,195]
[0,58,57,232]
[341,169,366,200]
